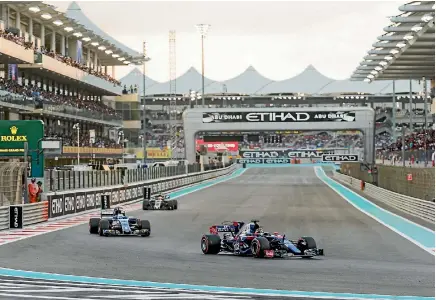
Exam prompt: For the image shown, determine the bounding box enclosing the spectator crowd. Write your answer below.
[1,29,121,86]
[0,78,120,119]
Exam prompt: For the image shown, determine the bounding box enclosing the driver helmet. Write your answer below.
[157,195,164,200]
[115,208,125,216]
[255,227,264,235]
[247,222,259,234]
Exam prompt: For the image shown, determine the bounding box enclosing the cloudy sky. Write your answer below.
[47,0,405,82]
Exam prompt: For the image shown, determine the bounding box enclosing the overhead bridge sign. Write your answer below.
[322,154,359,162]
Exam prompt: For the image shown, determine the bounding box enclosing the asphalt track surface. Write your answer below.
[0,167,433,298]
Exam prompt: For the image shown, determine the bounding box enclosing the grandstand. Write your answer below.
[0,1,432,165]
[0,1,146,166]
[133,66,433,160]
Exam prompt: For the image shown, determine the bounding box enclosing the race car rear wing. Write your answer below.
[101,209,114,218]
[210,225,236,234]
[151,194,170,200]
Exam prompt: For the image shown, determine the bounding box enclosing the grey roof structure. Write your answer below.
[351,1,435,81]
[65,1,144,64]
[120,64,424,96]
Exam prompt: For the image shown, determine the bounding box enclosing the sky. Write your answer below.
[47,0,406,83]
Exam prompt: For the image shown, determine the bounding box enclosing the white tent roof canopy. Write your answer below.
[351,1,435,82]
[9,1,147,66]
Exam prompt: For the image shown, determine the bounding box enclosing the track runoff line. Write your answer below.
[0,268,432,300]
[314,166,435,255]
[0,167,246,246]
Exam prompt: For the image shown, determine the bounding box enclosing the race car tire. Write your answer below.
[89,218,100,234]
[298,236,316,251]
[301,236,317,249]
[173,200,178,210]
[201,234,221,254]
[251,237,271,258]
[142,200,150,210]
[98,219,110,236]
[297,236,317,258]
[140,220,151,237]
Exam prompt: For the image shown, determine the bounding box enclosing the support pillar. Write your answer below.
[50,31,56,52]
[28,18,33,41]
[15,11,20,35]
[60,35,65,55]
[40,24,45,48]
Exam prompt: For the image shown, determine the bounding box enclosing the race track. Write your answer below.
[0,167,433,298]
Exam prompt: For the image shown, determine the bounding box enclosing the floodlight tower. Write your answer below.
[142,41,149,163]
[169,30,178,159]
[195,24,210,107]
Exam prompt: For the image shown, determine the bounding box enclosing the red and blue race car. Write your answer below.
[201,220,324,258]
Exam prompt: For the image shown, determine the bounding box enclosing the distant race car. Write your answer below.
[89,206,151,237]
[201,220,324,258]
[143,193,178,210]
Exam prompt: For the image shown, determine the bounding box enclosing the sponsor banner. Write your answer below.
[146,147,172,159]
[9,206,23,229]
[111,189,119,205]
[237,158,291,164]
[45,168,235,219]
[240,150,334,159]
[202,111,356,123]
[85,191,96,210]
[196,139,239,152]
[322,154,359,162]
[119,188,126,204]
[64,194,76,216]
[75,192,86,213]
[48,194,64,218]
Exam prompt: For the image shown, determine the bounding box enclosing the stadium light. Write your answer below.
[370,70,378,75]
[112,54,120,58]
[98,46,106,50]
[195,24,211,108]
[41,13,52,20]
[364,78,371,82]
[396,42,407,48]
[390,49,399,55]
[123,61,130,64]
[118,57,125,61]
[105,50,113,54]
[82,37,91,42]
[53,20,63,26]
[73,32,83,37]
[379,61,388,66]
[64,27,73,32]
[374,66,383,71]
[367,74,375,79]
[91,42,99,46]
[28,6,40,13]
[421,15,434,22]
[411,25,423,32]
[403,34,414,41]
[384,56,393,61]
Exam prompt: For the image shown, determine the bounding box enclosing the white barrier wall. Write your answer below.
[333,171,435,223]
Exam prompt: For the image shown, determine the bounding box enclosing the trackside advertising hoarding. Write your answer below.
[196,139,239,152]
[46,166,236,219]
[202,111,356,123]
[322,154,359,162]
[236,158,291,164]
[240,150,334,159]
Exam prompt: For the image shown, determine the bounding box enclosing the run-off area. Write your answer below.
[0,167,433,298]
